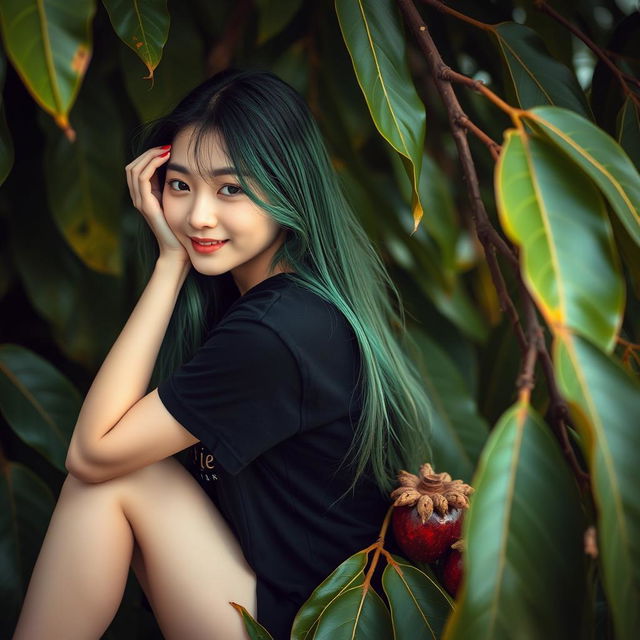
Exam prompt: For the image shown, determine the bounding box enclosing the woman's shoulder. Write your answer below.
[221,273,357,354]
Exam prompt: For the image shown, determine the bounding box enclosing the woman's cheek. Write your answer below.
[161,204,183,240]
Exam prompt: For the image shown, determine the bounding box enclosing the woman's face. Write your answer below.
[161,126,287,294]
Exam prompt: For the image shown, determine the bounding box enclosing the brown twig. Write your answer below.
[517,294,542,405]
[457,114,501,161]
[428,66,504,158]
[534,0,640,105]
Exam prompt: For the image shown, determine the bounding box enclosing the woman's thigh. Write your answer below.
[117,455,257,640]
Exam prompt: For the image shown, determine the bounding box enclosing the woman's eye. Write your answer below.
[220,184,243,196]
[167,179,189,192]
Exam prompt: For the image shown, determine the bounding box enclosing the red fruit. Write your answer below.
[389,463,474,565]
[439,546,463,597]
[392,505,463,564]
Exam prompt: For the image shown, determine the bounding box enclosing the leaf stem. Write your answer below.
[457,114,502,161]
[439,66,525,126]
[360,505,402,591]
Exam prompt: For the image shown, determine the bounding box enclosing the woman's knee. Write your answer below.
[112,456,256,638]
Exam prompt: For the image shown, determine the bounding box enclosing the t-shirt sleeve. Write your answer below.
[156,317,302,475]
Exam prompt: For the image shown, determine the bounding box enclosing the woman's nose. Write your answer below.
[188,194,219,228]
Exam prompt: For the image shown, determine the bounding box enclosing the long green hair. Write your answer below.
[131,68,432,498]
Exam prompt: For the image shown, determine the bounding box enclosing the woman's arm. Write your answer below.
[66,257,190,469]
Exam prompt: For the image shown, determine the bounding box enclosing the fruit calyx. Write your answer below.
[390,463,475,524]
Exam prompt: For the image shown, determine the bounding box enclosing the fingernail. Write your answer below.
[159,150,170,157]
[161,144,171,149]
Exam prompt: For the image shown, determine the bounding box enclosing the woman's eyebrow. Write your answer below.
[166,162,239,177]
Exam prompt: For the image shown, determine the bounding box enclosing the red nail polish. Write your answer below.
[161,144,171,149]
[159,150,170,157]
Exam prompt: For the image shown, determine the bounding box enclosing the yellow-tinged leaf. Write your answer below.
[102,0,170,79]
[495,128,624,351]
[0,0,95,131]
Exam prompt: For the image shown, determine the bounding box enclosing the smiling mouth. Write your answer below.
[191,239,227,246]
[190,238,229,253]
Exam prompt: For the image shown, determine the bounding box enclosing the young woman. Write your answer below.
[12,68,433,640]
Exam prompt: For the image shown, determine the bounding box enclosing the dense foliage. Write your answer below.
[0,1,638,638]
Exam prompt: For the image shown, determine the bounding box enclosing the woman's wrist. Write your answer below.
[155,254,192,282]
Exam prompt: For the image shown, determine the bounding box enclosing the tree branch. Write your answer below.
[397,0,591,488]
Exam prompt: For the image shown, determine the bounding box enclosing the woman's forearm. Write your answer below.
[67,257,191,461]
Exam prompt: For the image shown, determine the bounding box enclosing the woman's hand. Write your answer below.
[125,145,190,265]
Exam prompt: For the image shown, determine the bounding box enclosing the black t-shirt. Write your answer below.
[157,272,396,639]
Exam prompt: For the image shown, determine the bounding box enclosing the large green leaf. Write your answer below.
[491,22,591,118]
[41,71,125,275]
[102,0,170,79]
[406,328,489,483]
[313,582,392,639]
[495,128,624,351]
[382,554,453,639]
[120,4,204,122]
[335,0,426,232]
[0,344,81,472]
[291,551,368,639]
[0,461,55,636]
[525,105,640,249]
[617,96,640,170]
[0,0,96,133]
[443,402,590,640]
[554,333,640,640]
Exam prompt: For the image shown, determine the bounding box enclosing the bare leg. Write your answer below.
[12,470,135,639]
[12,456,257,640]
